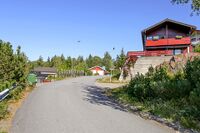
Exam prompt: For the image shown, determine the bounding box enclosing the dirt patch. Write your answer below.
[0,86,35,133]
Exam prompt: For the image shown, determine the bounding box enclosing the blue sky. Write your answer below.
[0,0,199,61]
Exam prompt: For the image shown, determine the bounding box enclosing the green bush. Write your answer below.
[194,43,200,53]
[8,86,24,100]
[85,70,93,76]
[94,73,99,76]
[119,58,200,131]
[112,73,120,79]
[0,102,8,120]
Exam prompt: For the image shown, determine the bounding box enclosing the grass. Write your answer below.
[106,87,200,131]
[0,130,7,133]
[0,85,35,133]
[0,101,9,120]
[97,76,128,83]
[0,86,34,120]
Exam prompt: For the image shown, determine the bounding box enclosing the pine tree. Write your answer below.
[37,56,44,67]
[102,51,113,71]
[115,48,126,70]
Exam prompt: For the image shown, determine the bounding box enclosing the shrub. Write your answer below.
[121,58,200,131]
[8,86,24,100]
[194,43,200,53]
[0,102,8,120]
[94,73,99,76]
[185,57,200,89]
[85,70,93,76]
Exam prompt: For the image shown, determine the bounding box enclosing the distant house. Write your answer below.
[89,66,109,76]
[32,67,57,83]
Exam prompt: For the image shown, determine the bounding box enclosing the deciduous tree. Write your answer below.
[171,0,200,15]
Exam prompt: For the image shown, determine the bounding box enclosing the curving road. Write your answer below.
[11,76,175,133]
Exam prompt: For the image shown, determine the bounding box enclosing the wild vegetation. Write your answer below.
[0,41,29,92]
[0,40,30,126]
[108,57,200,131]
[31,48,126,77]
[172,0,200,15]
[194,43,200,52]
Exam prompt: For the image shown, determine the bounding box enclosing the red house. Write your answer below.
[89,66,109,76]
[128,19,197,59]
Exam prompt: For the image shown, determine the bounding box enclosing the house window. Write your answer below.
[173,49,182,55]
[147,36,153,40]
[191,38,196,42]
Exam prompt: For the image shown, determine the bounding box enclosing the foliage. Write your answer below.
[8,86,24,100]
[0,130,7,133]
[114,48,126,70]
[0,40,28,91]
[30,48,128,78]
[194,43,200,52]
[0,102,8,120]
[171,0,200,15]
[31,51,121,78]
[0,40,31,124]
[110,58,200,131]
[102,52,113,71]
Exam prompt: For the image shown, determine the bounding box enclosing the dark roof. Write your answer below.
[33,67,57,73]
[141,19,197,50]
[142,18,197,33]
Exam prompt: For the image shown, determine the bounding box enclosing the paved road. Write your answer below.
[11,76,175,133]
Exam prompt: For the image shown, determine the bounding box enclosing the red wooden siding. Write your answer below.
[127,50,173,57]
[146,37,190,47]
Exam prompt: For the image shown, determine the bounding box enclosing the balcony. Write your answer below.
[127,50,172,57]
[146,37,191,47]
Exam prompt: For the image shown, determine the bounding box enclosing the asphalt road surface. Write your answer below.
[11,76,175,133]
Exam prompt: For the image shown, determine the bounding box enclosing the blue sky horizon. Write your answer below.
[0,0,199,61]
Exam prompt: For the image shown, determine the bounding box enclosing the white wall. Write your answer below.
[91,70,104,76]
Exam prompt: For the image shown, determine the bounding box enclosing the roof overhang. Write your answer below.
[141,18,197,50]
[142,18,197,34]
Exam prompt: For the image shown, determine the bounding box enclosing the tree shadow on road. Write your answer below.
[82,85,128,112]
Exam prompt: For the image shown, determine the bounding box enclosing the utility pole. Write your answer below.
[110,47,115,83]
[110,68,114,83]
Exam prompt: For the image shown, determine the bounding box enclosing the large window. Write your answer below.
[173,49,182,55]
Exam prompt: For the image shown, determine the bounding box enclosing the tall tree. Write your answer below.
[61,54,65,62]
[86,54,93,68]
[102,51,113,71]
[77,56,84,64]
[13,46,29,84]
[115,48,126,70]
[65,56,72,69]
[51,55,62,68]
[46,57,51,67]
[0,41,15,83]
[171,0,200,15]
[37,56,44,67]
[0,40,28,90]
[92,56,102,67]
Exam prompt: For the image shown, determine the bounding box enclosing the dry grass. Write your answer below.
[0,86,35,133]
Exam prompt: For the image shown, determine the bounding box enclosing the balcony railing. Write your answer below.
[146,37,191,47]
[127,50,172,57]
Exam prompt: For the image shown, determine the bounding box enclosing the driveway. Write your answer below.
[11,76,175,133]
